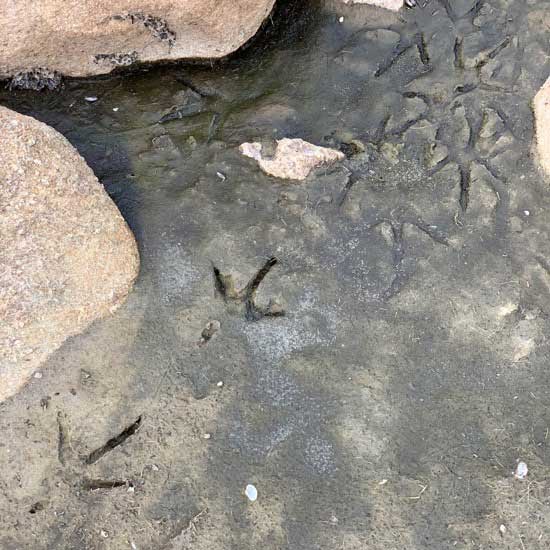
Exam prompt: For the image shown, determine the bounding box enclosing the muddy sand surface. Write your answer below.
[1,0,550,548]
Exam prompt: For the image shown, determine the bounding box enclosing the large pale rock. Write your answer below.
[341,0,403,10]
[534,76,550,177]
[0,0,276,81]
[240,138,345,181]
[0,107,139,402]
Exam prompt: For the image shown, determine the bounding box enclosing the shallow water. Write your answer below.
[2,1,550,548]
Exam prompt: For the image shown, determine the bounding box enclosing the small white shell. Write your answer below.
[245,484,258,502]
[514,461,528,480]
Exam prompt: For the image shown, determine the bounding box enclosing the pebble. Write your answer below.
[112,107,119,112]
[217,381,224,387]
[216,172,226,181]
[34,372,42,379]
[339,16,344,23]
[245,484,258,502]
[499,524,507,536]
[514,461,528,480]
[201,320,221,343]
[84,96,98,102]
[203,433,211,439]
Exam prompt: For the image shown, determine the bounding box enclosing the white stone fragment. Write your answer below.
[245,484,258,502]
[340,0,402,11]
[239,138,344,181]
[514,461,528,480]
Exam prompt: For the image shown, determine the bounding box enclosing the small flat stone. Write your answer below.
[514,461,528,480]
[245,484,258,502]
[239,138,345,181]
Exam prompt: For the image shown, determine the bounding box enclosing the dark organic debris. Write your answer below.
[8,68,62,91]
[212,257,285,321]
[244,257,279,299]
[113,12,176,47]
[29,502,45,514]
[244,257,285,321]
[82,479,128,490]
[200,320,221,345]
[57,412,68,465]
[213,265,233,299]
[340,141,365,158]
[94,51,139,67]
[85,416,142,465]
[459,163,471,211]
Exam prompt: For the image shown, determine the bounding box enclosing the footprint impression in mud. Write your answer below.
[210,1,529,473]
[212,257,285,321]
[54,412,142,491]
[330,0,525,299]
[207,256,340,474]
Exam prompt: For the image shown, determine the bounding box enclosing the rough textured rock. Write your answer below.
[341,0,402,10]
[0,0,276,80]
[0,107,139,402]
[239,138,345,181]
[534,76,550,177]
